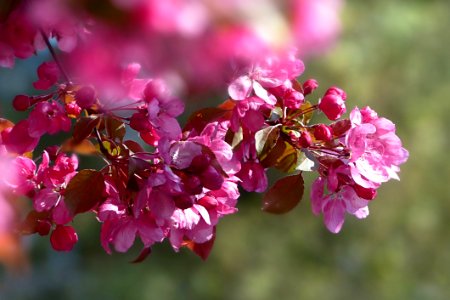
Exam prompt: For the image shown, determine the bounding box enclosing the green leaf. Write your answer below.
[262,173,304,214]
[255,125,281,156]
[64,170,106,215]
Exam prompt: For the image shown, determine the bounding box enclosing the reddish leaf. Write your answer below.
[183,229,216,260]
[260,137,287,168]
[104,116,126,142]
[330,119,351,137]
[184,107,230,133]
[73,116,100,144]
[64,170,106,215]
[123,140,145,153]
[262,173,304,214]
[131,247,152,263]
[61,138,98,155]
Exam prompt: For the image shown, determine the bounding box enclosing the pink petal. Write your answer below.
[228,76,252,100]
[323,200,346,234]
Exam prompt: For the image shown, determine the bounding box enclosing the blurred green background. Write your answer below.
[1,0,450,299]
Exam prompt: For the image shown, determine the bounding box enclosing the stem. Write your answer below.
[40,29,71,84]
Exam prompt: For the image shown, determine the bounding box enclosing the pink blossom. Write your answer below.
[228,51,305,105]
[345,107,409,188]
[292,0,343,55]
[7,156,37,195]
[1,120,40,154]
[311,177,369,233]
[33,61,60,90]
[28,101,71,138]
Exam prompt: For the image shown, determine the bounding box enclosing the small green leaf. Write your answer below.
[262,173,304,214]
[64,170,106,215]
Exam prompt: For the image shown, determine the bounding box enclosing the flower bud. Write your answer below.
[318,94,346,120]
[314,124,333,141]
[75,86,96,109]
[198,196,218,209]
[174,195,195,209]
[200,165,224,191]
[65,101,82,117]
[284,89,304,109]
[50,225,78,252]
[183,175,203,195]
[302,79,318,95]
[36,219,52,236]
[298,131,312,148]
[13,95,31,111]
[325,86,347,100]
[143,80,165,102]
[188,154,211,173]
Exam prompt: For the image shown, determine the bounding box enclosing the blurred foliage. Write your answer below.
[1,0,450,299]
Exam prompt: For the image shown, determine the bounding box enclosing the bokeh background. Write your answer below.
[1,0,449,299]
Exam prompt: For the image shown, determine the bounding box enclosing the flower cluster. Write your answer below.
[0,0,408,261]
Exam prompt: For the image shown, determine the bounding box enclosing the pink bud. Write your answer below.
[183,175,203,195]
[36,219,52,236]
[143,80,165,102]
[50,225,78,252]
[174,195,195,209]
[303,79,318,95]
[284,89,304,109]
[65,102,82,116]
[75,86,96,109]
[200,165,224,191]
[314,124,333,141]
[298,131,312,148]
[188,154,211,173]
[325,86,347,100]
[13,95,31,111]
[318,94,346,120]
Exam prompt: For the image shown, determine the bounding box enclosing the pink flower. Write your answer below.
[311,177,369,233]
[7,156,37,195]
[228,51,305,105]
[345,107,409,188]
[236,161,268,193]
[1,120,40,154]
[33,61,60,90]
[28,101,71,137]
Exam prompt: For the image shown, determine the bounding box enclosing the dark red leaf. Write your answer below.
[184,107,230,133]
[64,170,106,215]
[131,247,152,263]
[104,116,126,142]
[262,173,304,214]
[183,229,216,260]
[73,116,100,144]
[330,119,351,137]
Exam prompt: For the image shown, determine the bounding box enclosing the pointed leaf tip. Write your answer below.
[262,173,304,214]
